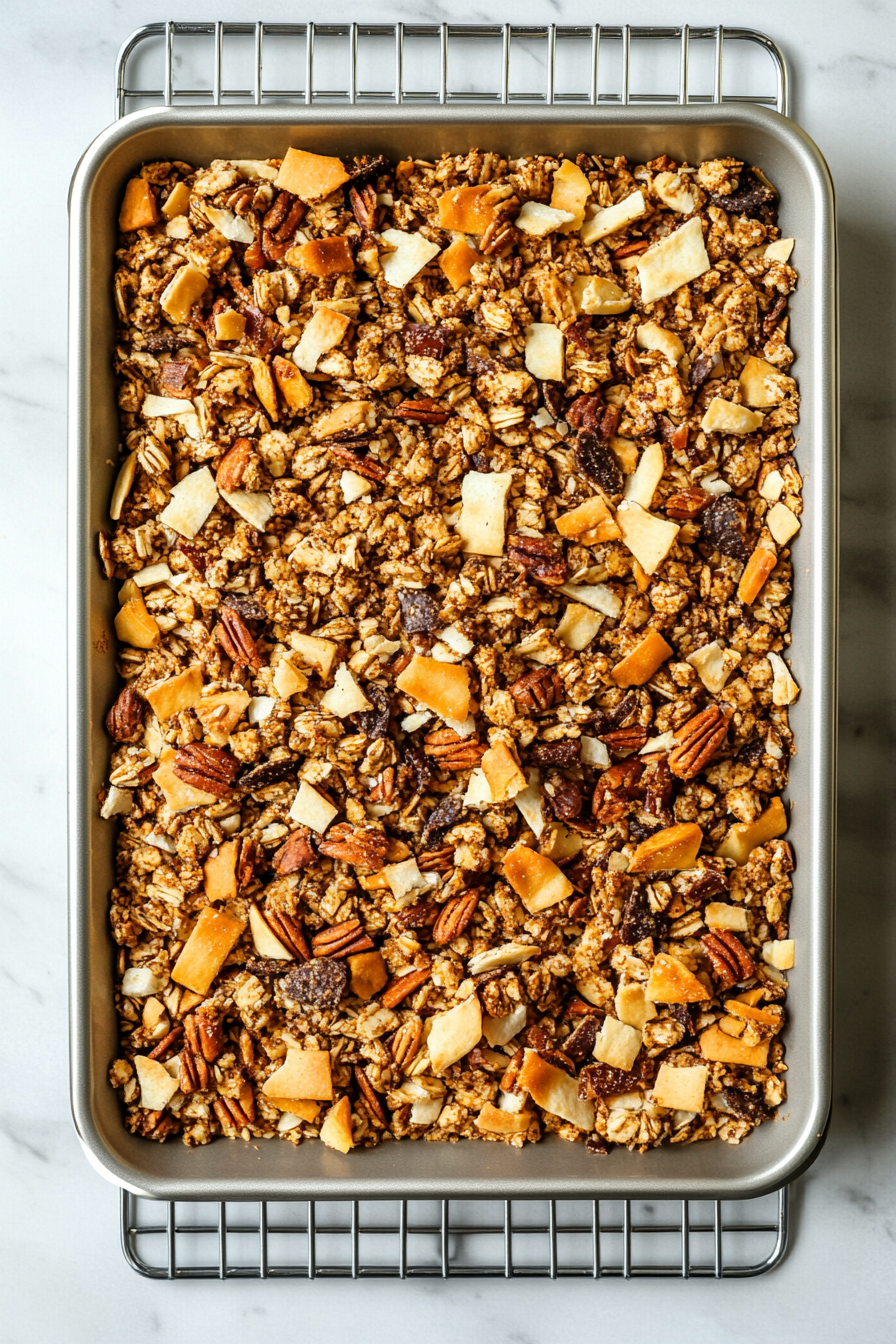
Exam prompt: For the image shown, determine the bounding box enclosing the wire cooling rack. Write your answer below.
[113,18,792,1281]
[115,21,789,121]
[122,1188,789,1279]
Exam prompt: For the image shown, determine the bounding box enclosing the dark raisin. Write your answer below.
[355,684,392,740]
[223,592,267,623]
[345,154,389,186]
[620,887,666,944]
[563,856,594,893]
[404,323,450,359]
[236,758,297,791]
[721,1086,771,1123]
[544,772,583,821]
[689,352,715,388]
[284,957,348,1010]
[529,740,581,767]
[540,381,566,420]
[465,344,500,376]
[576,429,624,495]
[398,588,441,633]
[701,495,751,561]
[706,169,777,223]
[420,792,463,846]
[579,1059,654,1099]
[563,1016,601,1062]
[665,1003,695,1039]
[402,741,433,793]
[243,305,281,357]
[585,1134,610,1155]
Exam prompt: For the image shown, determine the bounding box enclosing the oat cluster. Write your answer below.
[105,145,801,1154]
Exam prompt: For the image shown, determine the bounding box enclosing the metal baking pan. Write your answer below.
[68,101,837,1202]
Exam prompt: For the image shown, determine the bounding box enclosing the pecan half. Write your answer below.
[260,908,310,960]
[669,706,729,780]
[423,729,486,772]
[215,437,252,492]
[510,666,562,712]
[432,891,480,945]
[179,1049,211,1094]
[147,1024,184,1061]
[318,822,388,872]
[701,930,755,989]
[507,534,568,587]
[354,1065,389,1127]
[664,487,712,520]
[479,196,521,256]
[600,725,649,757]
[349,182,378,231]
[393,901,437,930]
[393,398,451,424]
[390,1017,423,1071]
[213,1094,253,1133]
[185,1008,224,1063]
[328,442,387,482]
[381,966,432,1009]
[416,846,455,873]
[172,743,240,797]
[613,238,650,258]
[216,606,263,670]
[273,828,317,874]
[311,918,374,960]
[105,685,145,742]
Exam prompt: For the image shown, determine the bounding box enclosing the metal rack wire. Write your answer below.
[113,18,791,1281]
[122,1188,789,1279]
[115,22,789,121]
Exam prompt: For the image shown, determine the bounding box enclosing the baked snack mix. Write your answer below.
[105,146,800,1153]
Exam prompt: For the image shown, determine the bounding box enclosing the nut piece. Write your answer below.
[432,891,480,945]
[215,438,252,492]
[424,728,486,773]
[105,685,145,741]
[669,706,729,780]
[701,930,756,990]
[311,918,375,960]
[510,667,562,712]
[390,1018,424,1070]
[216,606,263,670]
[381,966,432,1009]
[172,743,240,798]
[318,822,389,872]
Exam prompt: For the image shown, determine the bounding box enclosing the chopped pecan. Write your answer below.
[432,891,480,945]
[215,437,252,492]
[529,739,580,767]
[510,666,562,712]
[507,534,568,587]
[237,758,297,791]
[273,827,317,874]
[311,918,374,960]
[701,930,755,989]
[105,685,145,742]
[260,908,309,961]
[147,1024,184,1061]
[423,729,486,772]
[591,759,645,823]
[327,442,387,482]
[499,1048,524,1095]
[657,415,689,452]
[669,706,730,780]
[390,1017,424,1071]
[393,398,451,424]
[172,743,240,797]
[393,902,437,929]
[213,1094,253,1133]
[318,822,389,872]
[381,966,432,1009]
[417,846,455,873]
[354,1065,389,1126]
[613,238,650,258]
[479,195,521,256]
[600,725,649,757]
[664,487,712,520]
[564,316,593,354]
[566,393,602,432]
[158,359,191,393]
[368,768,395,803]
[216,606,263,670]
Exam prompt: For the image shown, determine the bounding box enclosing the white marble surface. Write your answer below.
[2,0,895,1338]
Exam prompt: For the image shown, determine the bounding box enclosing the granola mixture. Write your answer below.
[104,147,801,1154]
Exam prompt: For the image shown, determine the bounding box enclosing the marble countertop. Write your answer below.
[2,0,895,1338]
